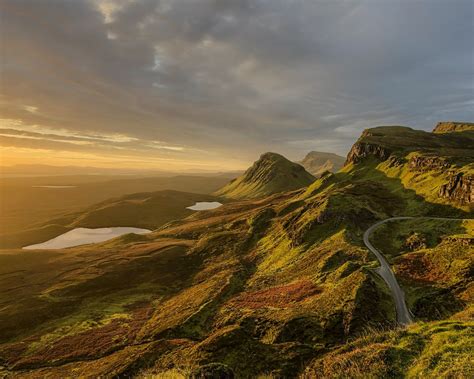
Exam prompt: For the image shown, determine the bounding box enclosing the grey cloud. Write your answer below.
[1,0,473,164]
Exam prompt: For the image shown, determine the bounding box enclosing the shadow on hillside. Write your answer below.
[334,160,472,219]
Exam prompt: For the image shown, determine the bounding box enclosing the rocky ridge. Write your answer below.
[439,173,473,204]
[433,122,474,133]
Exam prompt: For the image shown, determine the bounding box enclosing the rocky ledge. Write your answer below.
[438,172,473,204]
[345,142,391,165]
[409,155,450,171]
[433,122,474,134]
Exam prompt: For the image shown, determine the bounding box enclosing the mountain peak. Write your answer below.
[216,152,314,199]
[299,151,345,176]
[259,152,287,162]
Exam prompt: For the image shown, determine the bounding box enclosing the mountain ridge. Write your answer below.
[433,121,474,133]
[345,126,474,209]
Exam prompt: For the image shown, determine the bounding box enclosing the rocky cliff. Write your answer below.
[433,122,474,133]
[439,173,473,204]
[343,125,474,209]
[345,142,392,165]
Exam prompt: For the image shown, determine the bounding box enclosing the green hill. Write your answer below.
[0,124,472,378]
[215,152,315,199]
[299,151,345,177]
[344,126,474,211]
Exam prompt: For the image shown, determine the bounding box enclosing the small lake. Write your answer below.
[23,227,151,250]
[186,201,223,211]
[32,185,77,188]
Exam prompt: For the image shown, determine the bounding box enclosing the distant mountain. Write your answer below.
[298,151,345,176]
[215,152,315,199]
[433,121,474,133]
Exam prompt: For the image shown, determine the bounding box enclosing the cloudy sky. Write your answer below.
[1,0,473,171]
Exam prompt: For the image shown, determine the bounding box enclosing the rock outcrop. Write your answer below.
[408,155,450,171]
[433,122,474,133]
[345,142,391,165]
[438,173,473,204]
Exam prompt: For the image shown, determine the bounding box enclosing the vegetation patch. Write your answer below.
[230,280,322,309]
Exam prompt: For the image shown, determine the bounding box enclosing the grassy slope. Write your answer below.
[371,219,473,321]
[322,218,473,378]
[301,127,474,378]
[303,319,474,379]
[346,127,474,212]
[0,183,399,377]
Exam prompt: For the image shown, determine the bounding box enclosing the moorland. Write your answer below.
[0,122,472,378]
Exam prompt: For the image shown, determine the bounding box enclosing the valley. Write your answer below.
[0,123,472,378]
[0,174,234,236]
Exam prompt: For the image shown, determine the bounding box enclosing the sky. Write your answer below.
[1,0,473,172]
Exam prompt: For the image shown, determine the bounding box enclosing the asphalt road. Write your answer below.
[363,216,472,325]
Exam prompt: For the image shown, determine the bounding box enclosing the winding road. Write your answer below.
[363,216,472,326]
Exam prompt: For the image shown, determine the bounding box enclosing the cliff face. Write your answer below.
[439,173,473,204]
[345,142,391,165]
[433,122,474,133]
[408,155,450,171]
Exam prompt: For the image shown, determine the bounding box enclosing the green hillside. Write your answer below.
[216,152,315,199]
[344,126,474,212]
[0,125,472,378]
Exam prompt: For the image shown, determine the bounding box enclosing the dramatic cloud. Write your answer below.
[1,0,473,169]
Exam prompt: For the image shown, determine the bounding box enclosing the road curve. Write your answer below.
[363,216,472,326]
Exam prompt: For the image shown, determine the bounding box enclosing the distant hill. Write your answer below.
[0,174,233,235]
[0,190,221,249]
[0,164,243,178]
[433,121,474,133]
[299,151,345,176]
[215,152,315,199]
